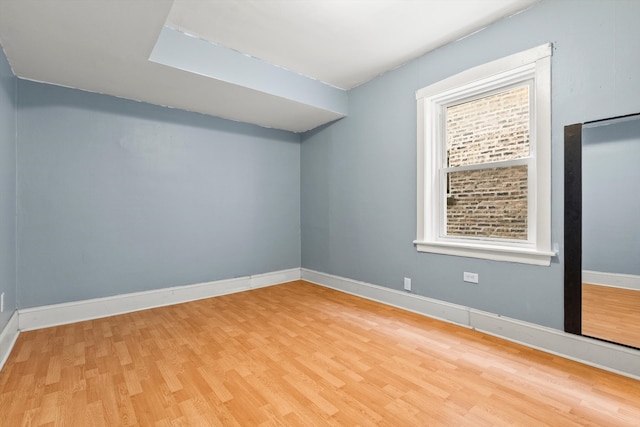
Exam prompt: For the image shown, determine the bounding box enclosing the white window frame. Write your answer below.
[414,44,554,266]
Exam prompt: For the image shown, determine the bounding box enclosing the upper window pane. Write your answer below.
[446,85,530,168]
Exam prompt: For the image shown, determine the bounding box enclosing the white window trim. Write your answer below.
[415,44,554,266]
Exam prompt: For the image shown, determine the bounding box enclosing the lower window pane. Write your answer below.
[446,165,528,240]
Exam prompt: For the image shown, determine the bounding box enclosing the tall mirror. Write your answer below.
[564,113,640,349]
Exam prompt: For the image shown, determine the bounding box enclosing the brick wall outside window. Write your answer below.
[445,86,529,240]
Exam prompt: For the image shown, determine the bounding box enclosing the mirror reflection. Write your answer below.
[581,115,640,348]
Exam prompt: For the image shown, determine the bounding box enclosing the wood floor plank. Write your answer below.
[1,280,639,425]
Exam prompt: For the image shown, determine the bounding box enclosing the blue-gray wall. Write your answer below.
[583,118,640,276]
[0,45,16,329]
[301,0,640,329]
[17,81,300,308]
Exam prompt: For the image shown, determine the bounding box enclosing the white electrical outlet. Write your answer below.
[0,292,4,313]
[463,272,479,284]
[403,277,412,291]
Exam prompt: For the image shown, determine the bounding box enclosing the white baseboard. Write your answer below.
[0,311,19,372]
[301,269,470,326]
[18,268,300,332]
[469,309,640,380]
[583,270,640,291]
[9,267,640,380]
[301,268,640,380]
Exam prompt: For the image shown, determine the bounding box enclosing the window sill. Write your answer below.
[413,240,555,266]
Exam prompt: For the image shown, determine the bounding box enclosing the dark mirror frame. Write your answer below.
[563,122,582,335]
[564,112,640,342]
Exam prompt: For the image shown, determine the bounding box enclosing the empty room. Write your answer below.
[1,0,639,425]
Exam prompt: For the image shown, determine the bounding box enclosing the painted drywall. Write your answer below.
[0,45,16,329]
[17,81,300,308]
[583,117,640,276]
[301,0,640,330]
[150,27,348,117]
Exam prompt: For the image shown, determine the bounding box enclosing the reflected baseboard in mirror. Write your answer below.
[564,112,640,350]
[582,283,640,348]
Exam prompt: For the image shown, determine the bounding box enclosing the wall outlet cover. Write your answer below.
[463,272,479,284]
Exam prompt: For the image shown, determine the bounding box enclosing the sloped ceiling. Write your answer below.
[0,0,539,133]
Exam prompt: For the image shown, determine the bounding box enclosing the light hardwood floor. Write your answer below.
[1,281,639,426]
[583,283,640,349]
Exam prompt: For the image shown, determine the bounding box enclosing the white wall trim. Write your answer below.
[301,268,640,380]
[415,44,553,266]
[468,309,640,380]
[583,270,640,291]
[301,268,470,326]
[8,267,639,380]
[18,268,301,332]
[0,311,20,372]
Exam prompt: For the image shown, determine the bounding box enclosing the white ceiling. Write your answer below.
[0,0,539,133]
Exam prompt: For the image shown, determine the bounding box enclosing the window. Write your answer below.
[415,44,553,266]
